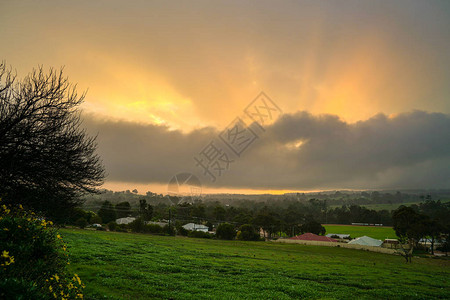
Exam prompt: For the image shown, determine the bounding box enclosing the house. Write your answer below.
[384,238,399,244]
[348,236,383,247]
[326,233,350,239]
[418,238,442,251]
[182,223,209,232]
[116,217,136,225]
[290,233,337,242]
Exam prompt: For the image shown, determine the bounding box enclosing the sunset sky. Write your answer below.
[1,0,450,194]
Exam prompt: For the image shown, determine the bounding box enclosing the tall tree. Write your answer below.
[139,199,153,221]
[252,208,280,239]
[300,220,326,235]
[97,201,117,224]
[0,63,105,222]
[392,206,429,262]
[115,201,131,219]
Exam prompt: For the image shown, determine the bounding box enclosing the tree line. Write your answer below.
[73,197,445,237]
[392,200,450,260]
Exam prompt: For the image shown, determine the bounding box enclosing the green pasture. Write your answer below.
[324,225,397,240]
[61,229,449,299]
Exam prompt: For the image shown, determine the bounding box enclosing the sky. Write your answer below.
[1,0,450,194]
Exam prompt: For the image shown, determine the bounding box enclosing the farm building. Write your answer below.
[182,223,209,232]
[418,238,442,250]
[326,233,350,239]
[290,233,337,242]
[116,217,136,225]
[348,236,383,247]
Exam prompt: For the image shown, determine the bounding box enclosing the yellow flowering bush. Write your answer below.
[0,201,84,299]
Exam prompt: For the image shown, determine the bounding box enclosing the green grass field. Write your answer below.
[61,229,449,299]
[324,225,397,240]
[330,200,450,211]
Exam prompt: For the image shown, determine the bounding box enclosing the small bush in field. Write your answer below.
[129,218,145,233]
[90,214,102,225]
[116,224,128,232]
[144,224,162,234]
[75,217,88,229]
[108,221,117,231]
[216,223,236,240]
[0,201,85,299]
[177,225,189,236]
[236,224,260,241]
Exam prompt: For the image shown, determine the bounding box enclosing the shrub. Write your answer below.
[0,278,43,299]
[236,224,259,241]
[144,224,162,234]
[188,230,212,239]
[69,208,88,225]
[90,214,102,225]
[176,225,189,236]
[85,211,96,223]
[0,202,84,299]
[116,224,128,232]
[129,218,145,233]
[75,217,88,229]
[107,221,117,231]
[216,223,236,240]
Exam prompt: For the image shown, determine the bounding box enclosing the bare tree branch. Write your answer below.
[0,63,105,222]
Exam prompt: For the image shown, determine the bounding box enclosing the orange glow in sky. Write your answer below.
[2,1,449,193]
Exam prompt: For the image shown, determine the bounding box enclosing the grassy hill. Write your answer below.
[61,229,449,299]
[324,225,397,240]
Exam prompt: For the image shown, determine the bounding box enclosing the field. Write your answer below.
[329,202,419,211]
[61,229,449,299]
[330,200,450,212]
[360,202,423,211]
[360,202,419,211]
[324,225,397,240]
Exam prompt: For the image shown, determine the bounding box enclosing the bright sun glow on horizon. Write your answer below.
[102,181,324,196]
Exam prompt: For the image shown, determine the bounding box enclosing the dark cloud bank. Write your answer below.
[84,110,450,190]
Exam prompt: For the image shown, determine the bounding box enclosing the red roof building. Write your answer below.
[290,233,337,242]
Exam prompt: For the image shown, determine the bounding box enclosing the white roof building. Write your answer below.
[182,223,209,232]
[348,236,383,247]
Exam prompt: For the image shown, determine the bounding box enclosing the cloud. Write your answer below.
[2,1,450,129]
[83,110,450,190]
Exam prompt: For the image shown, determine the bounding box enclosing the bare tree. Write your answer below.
[0,62,105,222]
